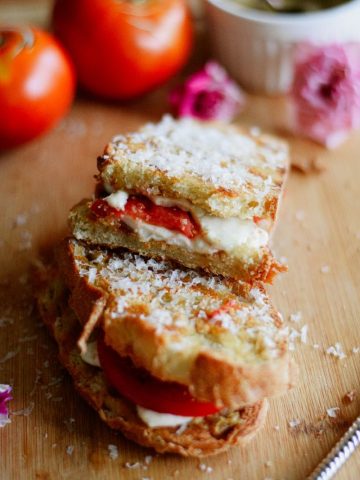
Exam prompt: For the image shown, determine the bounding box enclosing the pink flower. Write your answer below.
[0,384,12,428]
[291,44,360,148]
[170,61,245,122]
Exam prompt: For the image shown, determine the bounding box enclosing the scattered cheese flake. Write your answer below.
[300,325,308,344]
[313,344,320,349]
[66,445,74,456]
[289,311,302,323]
[327,407,340,418]
[326,343,346,360]
[144,455,153,465]
[14,213,27,227]
[273,425,280,431]
[199,463,213,473]
[295,210,305,222]
[352,347,359,354]
[108,444,119,460]
[288,419,300,428]
[125,462,141,469]
[320,265,330,274]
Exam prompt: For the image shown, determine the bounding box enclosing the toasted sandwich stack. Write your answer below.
[35,116,296,457]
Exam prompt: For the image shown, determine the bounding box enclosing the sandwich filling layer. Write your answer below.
[80,340,211,428]
[91,190,269,256]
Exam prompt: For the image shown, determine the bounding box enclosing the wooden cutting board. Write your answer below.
[1,4,360,480]
[1,94,359,480]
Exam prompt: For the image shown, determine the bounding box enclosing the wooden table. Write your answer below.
[1,3,360,480]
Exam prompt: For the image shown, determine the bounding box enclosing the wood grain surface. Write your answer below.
[1,2,360,480]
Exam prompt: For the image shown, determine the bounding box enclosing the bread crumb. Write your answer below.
[265,460,272,468]
[108,444,119,460]
[342,391,356,404]
[291,154,326,174]
[326,407,340,418]
[273,425,280,431]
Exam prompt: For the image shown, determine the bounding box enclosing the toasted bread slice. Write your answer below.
[35,263,268,457]
[97,115,289,221]
[57,238,297,409]
[69,200,286,283]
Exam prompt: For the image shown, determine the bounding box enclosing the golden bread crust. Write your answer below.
[56,239,296,409]
[69,200,286,284]
[98,116,289,221]
[34,267,268,457]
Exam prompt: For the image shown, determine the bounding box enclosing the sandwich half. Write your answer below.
[34,238,296,456]
[56,238,296,409]
[35,264,268,457]
[69,116,289,283]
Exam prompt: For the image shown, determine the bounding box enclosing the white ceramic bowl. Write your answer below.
[205,0,360,94]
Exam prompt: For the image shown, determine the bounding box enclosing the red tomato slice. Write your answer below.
[91,196,200,239]
[124,196,200,239]
[97,337,219,417]
[91,199,122,218]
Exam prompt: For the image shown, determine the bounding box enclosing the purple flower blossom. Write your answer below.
[0,384,12,428]
[170,61,245,122]
[291,44,360,148]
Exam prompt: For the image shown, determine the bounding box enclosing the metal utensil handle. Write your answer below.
[308,416,360,480]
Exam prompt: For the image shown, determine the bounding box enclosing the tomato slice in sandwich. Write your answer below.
[91,196,200,239]
[97,338,219,417]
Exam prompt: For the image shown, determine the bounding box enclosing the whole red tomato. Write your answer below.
[52,0,193,100]
[0,27,75,150]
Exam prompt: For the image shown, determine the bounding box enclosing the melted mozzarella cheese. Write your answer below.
[80,341,101,367]
[136,405,193,428]
[103,190,269,254]
[152,195,269,250]
[104,191,128,210]
[121,215,217,254]
[195,212,268,251]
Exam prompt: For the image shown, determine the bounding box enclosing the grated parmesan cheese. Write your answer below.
[74,242,289,362]
[108,444,119,460]
[326,343,346,360]
[326,407,340,418]
[103,116,288,219]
